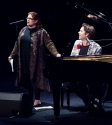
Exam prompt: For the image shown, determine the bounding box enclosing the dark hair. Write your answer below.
[28,11,42,28]
[82,23,96,39]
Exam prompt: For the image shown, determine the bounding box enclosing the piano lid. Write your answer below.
[75,4,112,24]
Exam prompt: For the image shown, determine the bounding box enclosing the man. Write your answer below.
[71,23,102,56]
[70,23,106,114]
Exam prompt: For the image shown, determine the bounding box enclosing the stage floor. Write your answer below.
[0,72,112,125]
[0,92,112,125]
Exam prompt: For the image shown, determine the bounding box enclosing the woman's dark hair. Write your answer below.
[28,11,42,28]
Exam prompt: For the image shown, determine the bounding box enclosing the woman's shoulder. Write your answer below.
[21,26,27,30]
[39,28,47,32]
[19,26,27,33]
[18,26,27,36]
[38,28,50,36]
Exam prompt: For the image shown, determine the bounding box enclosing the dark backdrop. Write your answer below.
[0,0,112,92]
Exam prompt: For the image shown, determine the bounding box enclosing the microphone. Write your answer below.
[10,19,24,25]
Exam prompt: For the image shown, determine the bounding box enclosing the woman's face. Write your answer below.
[26,14,38,28]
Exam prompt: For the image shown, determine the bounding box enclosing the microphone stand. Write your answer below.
[10,19,24,93]
[10,19,24,38]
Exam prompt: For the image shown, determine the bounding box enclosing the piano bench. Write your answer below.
[61,82,74,110]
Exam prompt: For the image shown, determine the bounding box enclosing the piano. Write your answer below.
[44,55,112,117]
[43,4,112,118]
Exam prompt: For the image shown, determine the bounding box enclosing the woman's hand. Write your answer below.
[8,56,12,63]
[56,53,61,57]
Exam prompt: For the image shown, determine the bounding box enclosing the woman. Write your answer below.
[8,11,61,106]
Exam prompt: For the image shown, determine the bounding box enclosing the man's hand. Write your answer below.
[87,14,98,20]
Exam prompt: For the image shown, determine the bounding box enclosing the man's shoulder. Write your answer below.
[75,40,82,42]
[75,40,82,44]
[90,40,101,48]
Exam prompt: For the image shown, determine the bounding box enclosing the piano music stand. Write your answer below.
[62,15,84,57]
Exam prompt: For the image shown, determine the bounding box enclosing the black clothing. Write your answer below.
[20,27,37,74]
[20,27,40,101]
[79,44,89,55]
[33,84,41,100]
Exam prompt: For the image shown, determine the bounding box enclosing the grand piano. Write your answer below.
[44,55,112,117]
[44,4,112,117]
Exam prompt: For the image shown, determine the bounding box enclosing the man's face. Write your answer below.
[78,26,89,40]
[26,14,38,27]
